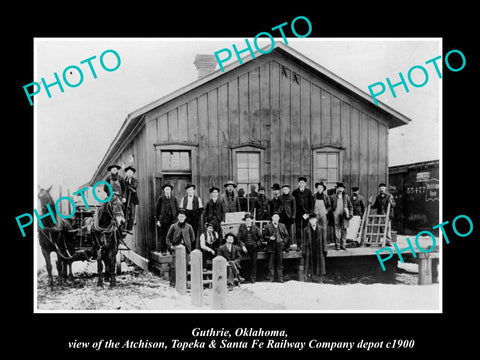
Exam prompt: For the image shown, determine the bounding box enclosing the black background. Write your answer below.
[6,4,478,357]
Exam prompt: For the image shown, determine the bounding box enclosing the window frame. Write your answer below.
[312,145,344,190]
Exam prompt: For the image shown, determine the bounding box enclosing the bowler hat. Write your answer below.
[124,165,136,173]
[336,182,345,189]
[177,209,187,216]
[224,232,236,240]
[298,176,307,182]
[307,212,317,219]
[379,183,387,188]
[258,185,265,191]
[107,164,121,171]
[185,183,196,190]
[315,181,326,190]
[209,186,220,193]
[282,184,291,188]
[224,180,237,188]
[242,212,252,220]
[352,186,359,192]
[162,183,173,190]
[271,211,280,217]
[271,183,281,190]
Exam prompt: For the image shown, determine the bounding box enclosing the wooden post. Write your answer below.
[418,253,432,285]
[190,250,203,307]
[212,256,227,310]
[175,245,187,295]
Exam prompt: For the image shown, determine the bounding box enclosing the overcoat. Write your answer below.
[372,193,396,219]
[302,224,328,276]
[330,193,353,229]
[124,176,139,205]
[166,221,195,253]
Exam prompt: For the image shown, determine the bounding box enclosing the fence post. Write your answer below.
[212,256,227,310]
[190,249,203,307]
[175,245,187,295]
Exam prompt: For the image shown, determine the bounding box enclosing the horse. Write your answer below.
[91,194,124,287]
[37,185,76,289]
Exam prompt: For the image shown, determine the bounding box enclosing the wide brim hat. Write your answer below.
[271,183,281,190]
[315,181,326,190]
[242,212,252,220]
[223,180,237,188]
[107,164,121,171]
[185,183,196,190]
[124,165,136,173]
[209,186,220,193]
[162,183,174,190]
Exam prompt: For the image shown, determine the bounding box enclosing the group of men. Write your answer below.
[102,164,395,288]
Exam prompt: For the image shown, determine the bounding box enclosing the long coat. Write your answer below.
[254,194,270,220]
[221,192,240,212]
[351,194,366,217]
[330,193,353,229]
[124,176,139,205]
[263,222,289,253]
[166,221,195,253]
[292,188,313,219]
[155,195,179,224]
[302,224,328,276]
[280,194,296,219]
[204,199,226,233]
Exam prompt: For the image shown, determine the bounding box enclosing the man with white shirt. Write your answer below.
[179,183,204,246]
[302,212,328,281]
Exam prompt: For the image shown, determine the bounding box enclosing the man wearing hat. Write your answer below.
[351,186,366,217]
[263,212,289,282]
[165,209,195,287]
[292,176,314,249]
[179,184,204,242]
[124,165,139,232]
[217,233,244,289]
[199,221,220,270]
[313,181,331,241]
[370,183,396,246]
[222,180,240,213]
[205,186,226,235]
[269,183,283,216]
[330,182,353,250]
[237,212,262,283]
[103,164,127,226]
[155,183,179,255]
[279,184,296,240]
[302,212,328,281]
[254,185,270,221]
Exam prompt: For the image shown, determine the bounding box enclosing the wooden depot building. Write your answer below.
[88,42,411,270]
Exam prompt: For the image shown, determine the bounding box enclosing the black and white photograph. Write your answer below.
[32,37,442,312]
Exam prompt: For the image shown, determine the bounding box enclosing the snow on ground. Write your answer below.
[36,257,439,312]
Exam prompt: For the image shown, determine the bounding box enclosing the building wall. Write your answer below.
[108,51,392,257]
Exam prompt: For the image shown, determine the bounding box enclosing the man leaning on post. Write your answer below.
[166,209,195,287]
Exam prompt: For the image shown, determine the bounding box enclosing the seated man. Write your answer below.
[217,233,244,289]
[199,221,220,270]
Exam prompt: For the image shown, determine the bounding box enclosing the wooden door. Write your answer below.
[158,175,191,203]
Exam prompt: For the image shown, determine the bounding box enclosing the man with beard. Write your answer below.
[254,185,270,221]
[370,183,396,246]
[330,182,353,250]
[222,180,240,213]
[237,213,262,283]
[302,212,328,282]
[155,183,179,255]
[103,164,126,227]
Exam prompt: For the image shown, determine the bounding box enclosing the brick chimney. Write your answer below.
[194,54,217,79]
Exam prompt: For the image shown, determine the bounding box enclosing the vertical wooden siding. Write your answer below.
[112,55,390,257]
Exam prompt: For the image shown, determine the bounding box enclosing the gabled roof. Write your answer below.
[89,42,412,185]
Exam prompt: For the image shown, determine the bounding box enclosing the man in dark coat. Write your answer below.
[155,183,179,254]
[263,212,289,282]
[103,164,126,226]
[313,181,331,242]
[370,183,396,246]
[237,213,262,283]
[330,183,353,250]
[351,186,366,217]
[269,183,283,215]
[222,180,240,213]
[179,183,204,243]
[302,212,328,282]
[279,184,296,240]
[247,184,258,212]
[204,186,226,236]
[166,209,195,286]
[292,176,313,250]
[254,185,270,221]
[124,165,138,232]
[217,233,244,288]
